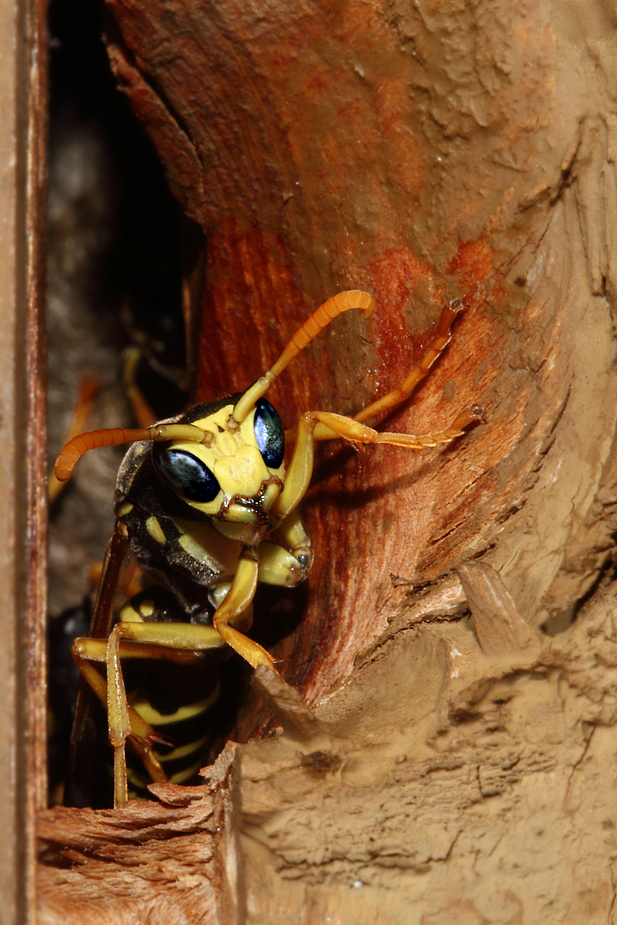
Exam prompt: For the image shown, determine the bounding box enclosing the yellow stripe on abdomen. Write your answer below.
[131,680,220,726]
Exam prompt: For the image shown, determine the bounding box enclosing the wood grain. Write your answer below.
[98,0,617,702]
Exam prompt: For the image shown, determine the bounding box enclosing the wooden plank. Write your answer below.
[0,0,47,921]
[23,0,49,917]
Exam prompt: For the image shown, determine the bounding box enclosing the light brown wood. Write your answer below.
[38,747,242,924]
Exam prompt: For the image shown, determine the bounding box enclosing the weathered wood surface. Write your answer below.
[38,0,617,922]
[100,0,617,702]
[39,581,617,921]
[38,748,241,924]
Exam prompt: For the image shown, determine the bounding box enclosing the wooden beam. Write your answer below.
[0,0,47,921]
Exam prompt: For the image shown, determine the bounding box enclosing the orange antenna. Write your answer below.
[49,377,100,503]
[55,291,376,481]
[54,422,206,483]
[232,290,375,423]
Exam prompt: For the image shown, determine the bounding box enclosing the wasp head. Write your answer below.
[151,397,285,528]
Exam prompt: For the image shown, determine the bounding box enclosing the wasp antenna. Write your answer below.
[54,422,207,483]
[269,290,375,378]
[54,428,153,482]
[232,290,375,424]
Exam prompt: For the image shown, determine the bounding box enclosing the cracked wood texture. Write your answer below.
[38,0,617,922]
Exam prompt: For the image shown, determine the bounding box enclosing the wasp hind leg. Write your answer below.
[100,550,269,807]
[72,636,175,804]
[99,621,224,806]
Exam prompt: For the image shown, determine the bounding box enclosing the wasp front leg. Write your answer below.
[273,403,482,527]
[209,549,277,669]
[258,509,313,588]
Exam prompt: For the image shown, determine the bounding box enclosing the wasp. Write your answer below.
[55,290,481,807]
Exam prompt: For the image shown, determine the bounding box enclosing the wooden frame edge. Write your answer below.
[0,0,48,921]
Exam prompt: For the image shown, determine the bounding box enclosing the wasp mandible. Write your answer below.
[55,290,482,806]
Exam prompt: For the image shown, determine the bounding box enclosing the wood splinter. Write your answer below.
[457,561,540,658]
[251,665,326,744]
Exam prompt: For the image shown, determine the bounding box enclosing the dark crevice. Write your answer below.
[542,564,617,637]
[101,10,206,205]
[47,0,186,806]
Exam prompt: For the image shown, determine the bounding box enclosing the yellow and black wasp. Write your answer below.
[55,290,481,807]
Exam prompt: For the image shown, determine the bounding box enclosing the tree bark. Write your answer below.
[38,0,617,922]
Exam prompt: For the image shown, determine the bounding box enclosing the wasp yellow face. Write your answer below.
[151,399,285,525]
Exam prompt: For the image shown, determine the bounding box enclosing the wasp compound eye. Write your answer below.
[254,398,284,468]
[152,446,221,502]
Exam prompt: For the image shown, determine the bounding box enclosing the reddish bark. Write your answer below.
[98,0,598,705]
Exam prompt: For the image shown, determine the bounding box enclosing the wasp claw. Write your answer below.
[130,731,173,750]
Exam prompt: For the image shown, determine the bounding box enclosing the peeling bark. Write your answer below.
[38,0,617,921]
